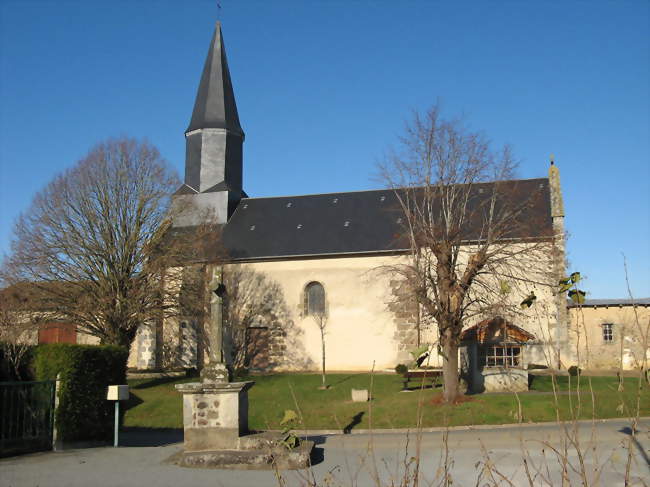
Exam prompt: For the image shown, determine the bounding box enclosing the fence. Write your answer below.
[0,380,56,457]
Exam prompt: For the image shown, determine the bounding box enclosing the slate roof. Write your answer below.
[221,177,554,261]
[186,22,244,137]
[0,282,79,311]
[568,298,650,308]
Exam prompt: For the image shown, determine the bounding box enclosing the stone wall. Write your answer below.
[127,324,156,369]
[388,278,420,364]
[224,256,401,371]
[568,304,650,370]
[481,367,529,392]
[140,246,567,373]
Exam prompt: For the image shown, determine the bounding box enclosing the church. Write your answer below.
[127,22,572,381]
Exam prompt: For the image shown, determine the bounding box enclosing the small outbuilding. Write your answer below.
[460,317,536,393]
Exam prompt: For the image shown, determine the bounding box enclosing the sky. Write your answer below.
[0,0,648,299]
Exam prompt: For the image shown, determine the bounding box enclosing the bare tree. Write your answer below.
[1,137,200,351]
[379,105,554,403]
[0,287,40,380]
[312,311,329,389]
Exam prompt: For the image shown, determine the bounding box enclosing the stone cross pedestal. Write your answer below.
[175,380,254,451]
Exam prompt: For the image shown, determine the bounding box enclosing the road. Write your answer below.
[1,420,648,486]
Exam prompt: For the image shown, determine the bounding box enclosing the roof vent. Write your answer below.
[286,202,292,208]
[332,198,338,204]
[380,195,386,202]
[296,224,302,229]
[396,217,402,224]
[478,188,484,194]
[250,225,255,231]
[344,221,350,227]
[243,204,248,209]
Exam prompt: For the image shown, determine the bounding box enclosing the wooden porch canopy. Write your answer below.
[460,316,536,344]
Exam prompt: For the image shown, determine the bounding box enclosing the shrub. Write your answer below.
[33,344,128,442]
[568,365,582,377]
[395,363,408,374]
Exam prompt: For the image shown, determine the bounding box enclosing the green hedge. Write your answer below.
[33,344,128,442]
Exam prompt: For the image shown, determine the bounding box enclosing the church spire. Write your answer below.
[186,22,244,137]
[173,22,245,227]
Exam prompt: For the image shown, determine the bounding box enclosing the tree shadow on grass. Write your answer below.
[330,375,355,387]
[343,412,364,434]
[129,376,189,390]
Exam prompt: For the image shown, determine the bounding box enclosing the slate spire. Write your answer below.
[186,22,244,137]
[173,22,245,227]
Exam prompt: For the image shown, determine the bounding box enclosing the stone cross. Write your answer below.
[200,265,230,383]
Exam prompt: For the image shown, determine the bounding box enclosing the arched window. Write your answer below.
[304,281,325,316]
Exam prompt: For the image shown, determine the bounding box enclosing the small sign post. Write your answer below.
[107,385,129,447]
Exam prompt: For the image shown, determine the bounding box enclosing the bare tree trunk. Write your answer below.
[416,304,421,347]
[442,339,459,403]
[320,325,326,388]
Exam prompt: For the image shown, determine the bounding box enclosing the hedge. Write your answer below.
[33,344,128,442]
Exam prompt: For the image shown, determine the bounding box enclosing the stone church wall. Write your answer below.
[129,244,567,372]
[230,255,401,371]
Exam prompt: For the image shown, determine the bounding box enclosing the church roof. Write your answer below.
[186,22,244,137]
[221,177,554,261]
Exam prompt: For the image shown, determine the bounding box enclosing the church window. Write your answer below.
[304,281,325,316]
[479,345,521,367]
[602,323,613,342]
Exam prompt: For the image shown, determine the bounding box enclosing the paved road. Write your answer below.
[1,420,648,486]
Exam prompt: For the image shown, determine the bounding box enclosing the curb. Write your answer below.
[289,417,650,437]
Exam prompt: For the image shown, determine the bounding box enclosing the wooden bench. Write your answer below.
[401,369,443,390]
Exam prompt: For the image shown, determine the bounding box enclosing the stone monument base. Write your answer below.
[177,432,314,470]
[175,381,313,470]
[175,381,254,451]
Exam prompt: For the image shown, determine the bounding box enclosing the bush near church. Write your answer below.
[33,344,128,442]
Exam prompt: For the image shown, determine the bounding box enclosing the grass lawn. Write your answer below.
[123,373,649,431]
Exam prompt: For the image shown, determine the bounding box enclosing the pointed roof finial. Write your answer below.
[186,22,244,137]
[550,153,555,165]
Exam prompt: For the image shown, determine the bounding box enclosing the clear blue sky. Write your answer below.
[1,1,648,298]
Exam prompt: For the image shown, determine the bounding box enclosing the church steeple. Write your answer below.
[186,22,244,137]
[174,22,245,227]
